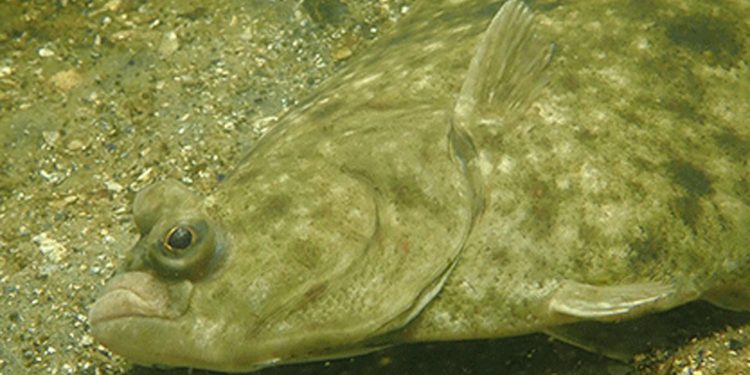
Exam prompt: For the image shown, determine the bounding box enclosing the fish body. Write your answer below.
[89,0,750,372]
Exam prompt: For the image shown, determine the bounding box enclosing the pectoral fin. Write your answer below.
[545,280,684,361]
[548,280,681,321]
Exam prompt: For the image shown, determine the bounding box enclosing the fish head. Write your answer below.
[88,173,383,372]
[89,179,238,370]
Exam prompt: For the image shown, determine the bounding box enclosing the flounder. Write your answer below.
[89,0,750,372]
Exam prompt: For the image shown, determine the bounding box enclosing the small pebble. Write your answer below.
[102,0,121,12]
[38,47,55,57]
[332,46,353,61]
[159,31,180,57]
[67,139,85,151]
[136,167,153,182]
[62,196,78,205]
[39,170,66,184]
[104,181,124,193]
[32,233,67,263]
[80,335,94,347]
[18,226,30,237]
[42,130,60,147]
[49,69,82,91]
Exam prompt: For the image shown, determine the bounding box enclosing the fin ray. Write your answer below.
[454,0,553,126]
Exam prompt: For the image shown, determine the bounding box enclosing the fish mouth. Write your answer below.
[89,271,172,325]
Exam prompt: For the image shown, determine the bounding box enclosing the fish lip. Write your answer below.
[89,271,171,325]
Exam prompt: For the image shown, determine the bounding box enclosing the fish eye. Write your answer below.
[148,219,218,280]
[164,225,196,252]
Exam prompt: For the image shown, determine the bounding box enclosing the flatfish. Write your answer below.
[89,0,750,372]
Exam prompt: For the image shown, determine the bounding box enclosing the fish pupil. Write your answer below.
[166,226,194,250]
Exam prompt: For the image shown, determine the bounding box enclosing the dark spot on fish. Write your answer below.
[210,285,231,301]
[303,283,327,303]
[631,156,656,173]
[390,176,442,215]
[576,223,601,243]
[638,53,706,122]
[666,160,713,197]
[570,250,596,273]
[574,127,598,143]
[488,245,511,267]
[716,212,735,235]
[622,0,658,19]
[714,129,750,162]
[571,223,606,265]
[665,14,744,69]
[625,180,650,201]
[260,194,291,220]
[670,196,702,231]
[735,178,750,207]
[628,232,666,271]
[661,96,703,122]
[558,72,581,93]
[290,239,324,270]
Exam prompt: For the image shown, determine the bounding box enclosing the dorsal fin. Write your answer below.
[453,0,553,127]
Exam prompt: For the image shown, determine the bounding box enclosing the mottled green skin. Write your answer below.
[89,0,750,372]
[406,0,750,341]
[203,107,476,365]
